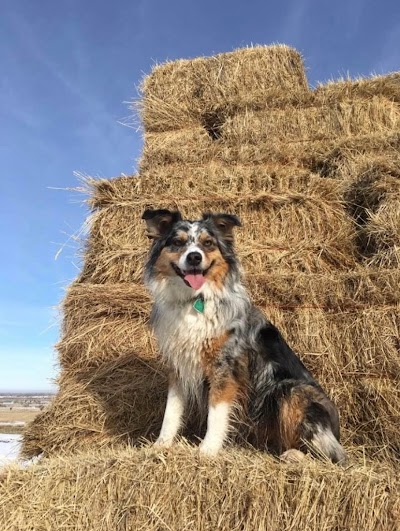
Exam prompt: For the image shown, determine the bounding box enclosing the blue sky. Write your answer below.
[0,0,399,392]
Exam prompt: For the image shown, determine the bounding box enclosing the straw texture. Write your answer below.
[5,45,399,531]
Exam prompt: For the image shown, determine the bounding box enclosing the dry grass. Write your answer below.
[139,45,309,132]
[2,446,399,531]
[86,167,344,206]
[222,98,400,144]
[314,73,400,104]
[0,409,40,424]
[78,191,357,283]
[0,409,41,434]
[0,408,40,422]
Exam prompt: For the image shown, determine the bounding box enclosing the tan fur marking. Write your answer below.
[175,230,188,243]
[279,391,307,450]
[199,231,215,246]
[154,248,181,277]
[204,248,229,290]
[200,332,230,375]
[251,418,280,451]
[210,378,239,406]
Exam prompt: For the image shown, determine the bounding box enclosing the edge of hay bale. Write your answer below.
[2,445,399,531]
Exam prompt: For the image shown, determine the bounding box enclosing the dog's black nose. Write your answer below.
[186,252,202,267]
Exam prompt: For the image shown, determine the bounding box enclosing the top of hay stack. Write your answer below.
[140,44,310,132]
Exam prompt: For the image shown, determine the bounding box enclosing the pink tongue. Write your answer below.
[184,273,206,290]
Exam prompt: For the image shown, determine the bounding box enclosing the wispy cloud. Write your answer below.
[7,8,113,124]
[4,6,133,174]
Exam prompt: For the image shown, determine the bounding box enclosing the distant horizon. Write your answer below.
[0,389,57,395]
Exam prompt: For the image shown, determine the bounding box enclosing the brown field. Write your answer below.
[0,395,53,433]
[0,409,41,431]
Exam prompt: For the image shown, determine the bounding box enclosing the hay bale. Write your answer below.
[23,365,400,460]
[18,49,400,509]
[314,73,400,104]
[58,275,400,373]
[306,132,400,179]
[23,272,398,459]
[87,167,345,205]
[344,158,400,225]
[79,239,357,284]
[80,241,353,284]
[79,193,357,283]
[325,150,400,181]
[21,355,167,458]
[263,305,399,379]
[140,112,400,172]
[222,98,400,145]
[359,195,400,267]
[140,126,219,170]
[1,447,399,531]
[140,45,309,132]
[331,377,399,456]
[141,130,400,170]
[58,283,154,368]
[249,269,400,310]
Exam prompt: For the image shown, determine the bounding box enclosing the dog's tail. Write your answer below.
[309,425,347,464]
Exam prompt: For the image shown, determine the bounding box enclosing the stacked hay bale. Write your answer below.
[135,50,400,460]
[1,446,399,530]
[7,45,399,530]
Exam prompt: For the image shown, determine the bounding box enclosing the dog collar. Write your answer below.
[193,296,205,314]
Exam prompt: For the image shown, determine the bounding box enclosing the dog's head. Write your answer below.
[142,209,241,295]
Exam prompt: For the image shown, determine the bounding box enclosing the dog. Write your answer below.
[142,208,346,463]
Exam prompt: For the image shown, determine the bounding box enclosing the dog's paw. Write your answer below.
[199,441,220,457]
[153,437,173,449]
[279,449,306,463]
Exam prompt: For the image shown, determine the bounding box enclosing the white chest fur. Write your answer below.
[149,276,250,396]
[153,297,225,391]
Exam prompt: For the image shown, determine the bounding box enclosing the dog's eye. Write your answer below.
[172,238,184,247]
[203,239,213,248]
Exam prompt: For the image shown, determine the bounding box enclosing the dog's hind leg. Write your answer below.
[278,385,346,464]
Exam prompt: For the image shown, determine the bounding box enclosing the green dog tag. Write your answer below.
[193,297,205,314]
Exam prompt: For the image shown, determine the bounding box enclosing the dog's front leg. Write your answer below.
[155,376,185,447]
[199,377,239,456]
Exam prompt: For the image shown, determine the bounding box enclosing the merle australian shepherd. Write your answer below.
[142,209,346,463]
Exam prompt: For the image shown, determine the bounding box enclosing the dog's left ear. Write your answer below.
[202,213,241,241]
[142,209,182,239]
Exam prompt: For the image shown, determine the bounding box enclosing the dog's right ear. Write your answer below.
[142,209,182,239]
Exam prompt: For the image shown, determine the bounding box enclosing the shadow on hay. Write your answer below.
[73,354,168,443]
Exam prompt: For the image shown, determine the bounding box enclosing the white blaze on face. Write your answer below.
[178,243,206,271]
[177,223,207,290]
